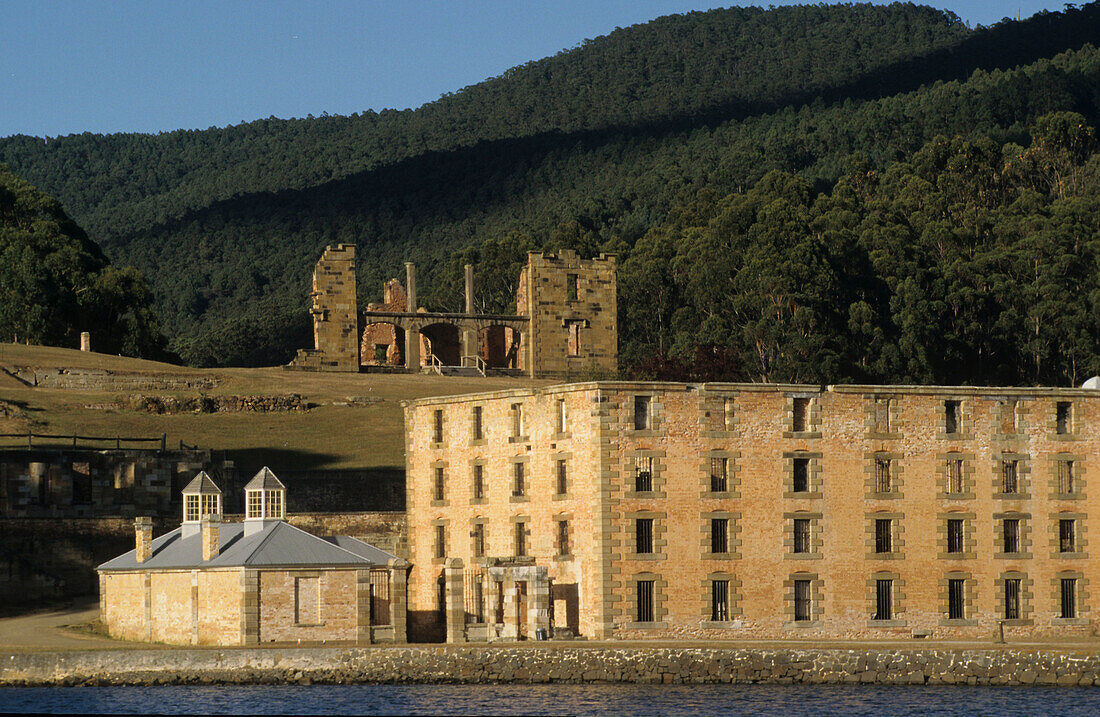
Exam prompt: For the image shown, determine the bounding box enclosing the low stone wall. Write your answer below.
[3,646,1100,686]
[2,367,217,391]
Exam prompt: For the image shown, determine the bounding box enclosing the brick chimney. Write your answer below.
[135,516,153,563]
[202,514,221,561]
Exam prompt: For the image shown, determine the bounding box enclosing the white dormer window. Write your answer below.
[185,494,201,523]
[247,490,263,519]
[246,488,284,519]
[181,471,223,523]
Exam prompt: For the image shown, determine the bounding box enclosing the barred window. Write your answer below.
[875,518,892,554]
[514,521,527,557]
[1056,401,1072,435]
[1061,578,1078,619]
[947,458,963,494]
[711,518,729,554]
[472,523,485,558]
[434,524,446,559]
[793,518,810,554]
[637,580,654,622]
[792,397,810,432]
[556,459,568,495]
[944,400,960,434]
[635,456,653,492]
[433,409,444,443]
[185,494,201,522]
[1004,577,1021,620]
[948,578,965,620]
[1058,460,1075,494]
[636,518,654,554]
[874,578,893,620]
[947,518,964,554]
[711,579,730,621]
[875,459,892,493]
[473,464,484,500]
[1059,519,1076,553]
[793,458,809,493]
[433,466,445,502]
[710,457,728,492]
[472,406,484,440]
[794,579,812,622]
[1002,460,1019,494]
[1003,518,1020,554]
[513,463,525,497]
[557,520,570,556]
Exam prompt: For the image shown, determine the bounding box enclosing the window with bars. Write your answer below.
[1060,519,1076,553]
[1002,460,1019,494]
[472,406,483,440]
[514,521,527,557]
[948,578,965,620]
[473,464,484,500]
[635,456,653,492]
[634,396,651,430]
[557,520,570,556]
[472,523,485,558]
[184,494,201,522]
[792,397,811,432]
[512,463,525,497]
[434,524,446,559]
[1056,401,1072,435]
[472,580,485,624]
[636,518,654,554]
[793,458,809,493]
[1003,519,1021,554]
[1004,578,1021,620]
[875,519,893,554]
[947,459,963,494]
[711,518,729,554]
[556,459,568,495]
[711,580,730,621]
[433,466,445,502]
[944,400,961,434]
[369,570,390,626]
[874,459,892,493]
[794,579,812,622]
[1061,578,1078,619]
[874,579,893,620]
[637,580,655,622]
[793,518,811,554]
[947,518,964,554]
[1058,460,1075,494]
[433,409,444,443]
[710,457,728,492]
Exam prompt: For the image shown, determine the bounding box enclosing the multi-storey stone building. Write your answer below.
[404,381,1100,642]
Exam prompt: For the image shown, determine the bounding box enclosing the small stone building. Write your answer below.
[98,468,408,645]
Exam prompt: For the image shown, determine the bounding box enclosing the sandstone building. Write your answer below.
[287,244,359,372]
[404,381,1100,642]
[98,468,408,645]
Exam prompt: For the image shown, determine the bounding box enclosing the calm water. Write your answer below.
[2,684,1099,716]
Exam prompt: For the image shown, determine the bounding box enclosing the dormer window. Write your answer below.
[243,466,286,521]
[181,471,222,524]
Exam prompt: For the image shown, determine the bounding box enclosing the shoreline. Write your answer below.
[4,645,1100,687]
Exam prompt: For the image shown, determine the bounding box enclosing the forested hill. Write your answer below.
[2,2,1100,378]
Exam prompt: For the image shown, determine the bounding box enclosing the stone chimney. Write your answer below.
[202,514,221,561]
[135,516,153,563]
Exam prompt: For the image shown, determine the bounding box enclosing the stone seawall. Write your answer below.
[4,646,1100,686]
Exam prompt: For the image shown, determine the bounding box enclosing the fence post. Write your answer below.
[161,433,166,452]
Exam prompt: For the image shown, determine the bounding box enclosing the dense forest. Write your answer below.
[1,3,1099,385]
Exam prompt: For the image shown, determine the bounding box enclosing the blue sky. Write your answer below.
[0,1,1078,138]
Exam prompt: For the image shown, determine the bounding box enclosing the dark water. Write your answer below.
[1,683,1099,715]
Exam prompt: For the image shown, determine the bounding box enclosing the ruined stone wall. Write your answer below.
[361,279,407,367]
[288,244,359,372]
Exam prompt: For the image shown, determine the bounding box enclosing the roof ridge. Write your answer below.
[280,522,377,564]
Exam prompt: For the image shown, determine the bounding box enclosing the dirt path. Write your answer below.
[0,599,151,652]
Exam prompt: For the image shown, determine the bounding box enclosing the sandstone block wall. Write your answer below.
[257,569,359,643]
[288,244,359,372]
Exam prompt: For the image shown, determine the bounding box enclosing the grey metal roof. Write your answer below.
[244,466,285,491]
[97,520,399,572]
[181,471,222,494]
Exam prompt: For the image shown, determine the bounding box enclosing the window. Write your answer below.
[294,576,320,625]
[874,397,891,433]
[1061,578,1078,619]
[947,458,963,494]
[1058,460,1075,494]
[874,459,892,493]
[874,579,893,620]
[555,399,567,434]
[711,580,730,621]
[200,494,219,517]
[1002,399,1018,434]
[1001,460,1019,494]
[246,491,263,519]
[875,519,892,554]
[264,489,283,519]
[556,459,568,495]
[184,494,200,522]
[1059,519,1076,553]
[793,458,809,493]
[434,524,446,559]
[473,582,485,624]
[510,403,524,438]
[473,464,484,500]
[1056,401,1072,435]
[512,463,525,497]
[794,579,812,622]
[433,466,445,502]
[1003,519,1020,554]
[637,580,655,622]
[557,520,570,556]
[948,578,965,620]
[792,397,810,432]
[793,518,810,554]
[947,518,964,554]
[710,457,728,492]
[566,273,579,302]
[711,518,729,554]
[1004,578,1021,620]
[566,321,582,356]
[634,456,653,492]
[433,409,444,443]
[636,518,654,554]
[634,395,651,430]
[514,521,527,557]
[944,400,960,434]
[472,523,485,558]
[472,406,483,440]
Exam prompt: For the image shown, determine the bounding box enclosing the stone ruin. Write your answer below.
[286,244,359,372]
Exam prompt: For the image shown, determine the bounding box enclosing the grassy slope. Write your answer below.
[0,344,548,474]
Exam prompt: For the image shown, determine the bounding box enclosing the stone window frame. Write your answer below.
[511,514,531,558]
[624,510,668,561]
[624,571,669,628]
[701,392,740,437]
[508,402,528,444]
[431,408,446,447]
[431,519,449,564]
[430,460,449,507]
[627,392,662,437]
[469,459,487,505]
[552,451,573,501]
[783,571,824,627]
[935,451,976,500]
[993,452,1031,500]
[866,570,906,627]
[1049,453,1086,501]
[865,511,906,560]
[292,572,325,627]
[784,450,823,499]
[783,511,823,560]
[1051,569,1090,625]
[997,570,1034,625]
[508,456,530,503]
[937,510,977,560]
[700,510,742,560]
[993,396,1027,440]
[699,449,741,499]
[470,404,486,446]
[782,392,822,439]
[938,570,977,626]
[1049,511,1088,560]
[864,394,902,440]
[551,397,571,440]
[625,450,667,499]
[555,512,574,561]
[700,571,743,625]
[864,451,905,499]
[1049,398,1081,441]
[936,397,972,440]
[469,517,488,559]
[993,511,1033,559]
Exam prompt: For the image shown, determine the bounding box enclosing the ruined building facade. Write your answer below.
[287,244,359,372]
[404,381,1100,642]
